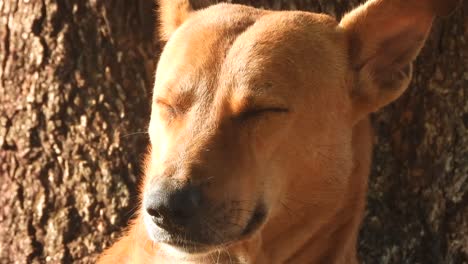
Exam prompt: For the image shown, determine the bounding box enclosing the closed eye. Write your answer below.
[237,107,289,121]
[156,99,177,118]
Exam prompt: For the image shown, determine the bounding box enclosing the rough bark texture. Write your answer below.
[0,0,466,263]
[0,0,158,262]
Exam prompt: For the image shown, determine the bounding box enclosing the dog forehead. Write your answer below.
[154,5,262,95]
[237,13,337,58]
[162,4,263,64]
[220,12,341,95]
[156,5,341,100]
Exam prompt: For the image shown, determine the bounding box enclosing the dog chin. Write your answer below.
[159,243,215,260]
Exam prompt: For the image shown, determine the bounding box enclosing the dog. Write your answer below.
[99,0,459,263]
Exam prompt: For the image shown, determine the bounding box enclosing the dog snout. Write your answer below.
[144,182,202,230]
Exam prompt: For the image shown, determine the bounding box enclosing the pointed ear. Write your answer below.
[340,0,460,122]
[158,0,216,41]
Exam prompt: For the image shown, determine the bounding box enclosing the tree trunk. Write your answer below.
[0,0,466,263]
[0,0,157,262]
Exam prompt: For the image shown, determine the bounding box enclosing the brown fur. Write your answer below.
[99,0,458,263]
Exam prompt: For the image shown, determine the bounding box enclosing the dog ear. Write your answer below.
[158,0,217,41]
[340,0,460,121]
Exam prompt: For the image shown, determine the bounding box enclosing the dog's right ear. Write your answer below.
[158,0,216,41]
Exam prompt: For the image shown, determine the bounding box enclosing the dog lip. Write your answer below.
[241,203,267,236]
[166,239,203,247]
[144,214,213,249]
[144,203,268,251]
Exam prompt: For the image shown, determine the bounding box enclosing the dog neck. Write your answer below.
[259,187,365,263]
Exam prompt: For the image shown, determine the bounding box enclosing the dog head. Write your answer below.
[141,0,459,259]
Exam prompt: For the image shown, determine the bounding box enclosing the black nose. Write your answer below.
[144,183,202,229]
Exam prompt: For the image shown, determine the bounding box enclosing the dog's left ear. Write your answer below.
[340,0,460,122]
[158,0,217,41]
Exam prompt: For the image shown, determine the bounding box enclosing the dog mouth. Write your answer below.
[241,203,267,237]
[147,203,268,254]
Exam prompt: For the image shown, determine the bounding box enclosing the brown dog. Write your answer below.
[99,0,459,263]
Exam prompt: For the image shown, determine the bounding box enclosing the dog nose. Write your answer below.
[144,183,202,229]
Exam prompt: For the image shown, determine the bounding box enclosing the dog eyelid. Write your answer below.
[237,107,289,121]
[155,98,177,115]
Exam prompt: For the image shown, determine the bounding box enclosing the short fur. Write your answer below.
[99,0,458,263]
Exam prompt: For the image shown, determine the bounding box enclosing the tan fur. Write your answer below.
[99,0,458,263]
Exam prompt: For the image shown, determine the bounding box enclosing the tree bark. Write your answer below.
[0,0,157,262]
[0,0,466,263]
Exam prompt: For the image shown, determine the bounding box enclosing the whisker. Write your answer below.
[203,218,227,249]
[226,248,233,264]
[283,196,318,206]
[120,131,149,138]
[201,176,215,183]
[280,199,306,221]
[280,200,294,218]
[309,141,351,148]
[125,204,140,220]
[230,199,256,204]
[228,208,255,213]
[208,250,216,264]
[315,151,348,164]
[216,249,221,264]
[212,219,244,229]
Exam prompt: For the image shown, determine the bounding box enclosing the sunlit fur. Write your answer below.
[99,0,457,263]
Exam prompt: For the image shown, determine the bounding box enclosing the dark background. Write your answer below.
[0,0,466,263]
